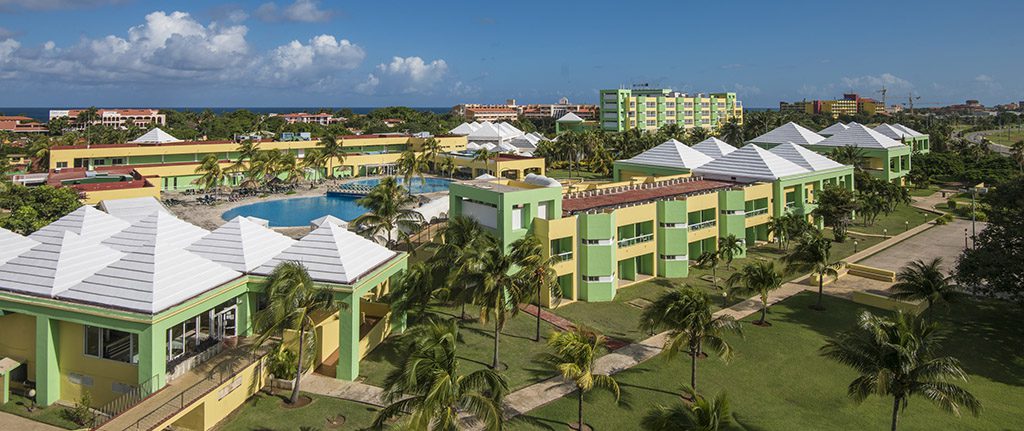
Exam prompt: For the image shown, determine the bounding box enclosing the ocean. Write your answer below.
[0,107,453,122]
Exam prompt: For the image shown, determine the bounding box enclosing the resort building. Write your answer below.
[0,116,46,133]
[748,122,914,184]
[465,107,519,122]
[40,128,544,202]
[271,112,345,126]
[452,98,598,121]
[873,123,931,153]
[449,140,854,306]
[779,94,883,117]
[49,109,166,131]
[599,88,743,132]
[0,201,406,429]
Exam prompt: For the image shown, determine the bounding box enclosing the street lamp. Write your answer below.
[964,228,969,249]
[905,220,909,232]
[883,228,888,239]
[854,240,858,253]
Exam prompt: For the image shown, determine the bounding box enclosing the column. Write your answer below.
[336,295,361,381]
[236,292,255,337]
[137,326,167,391]
[34,316,60,406]
[2,368,10,404]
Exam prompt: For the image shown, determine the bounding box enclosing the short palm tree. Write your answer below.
[353,177,424,248]
[717,234,744,270]
[821,311,981,431]
[374,318,507,431]
[276,152,305,185]
[540,326,620,431]
[639,287,741,392]
[473,148,497,177]
[831,145,869,171]
[890,258,964,320]
[301,148,326,181]
[388,261,441,317]
[727,261,783,326]
[317,135,346,179]
[438,156,457,180]
[230,139,261,173]
[397,148,428,184]
[456,235,531,370]
[509,235,560,342]
[252,261,335,404]
[193,154,225,196]
[694,251,722,288]
[782,234,842,310]
[641,387,731,431]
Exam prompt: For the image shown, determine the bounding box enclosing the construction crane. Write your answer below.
[907,92,922,114]
[876,86,888,109]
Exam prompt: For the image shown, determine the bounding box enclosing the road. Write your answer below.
[964,130,1012,155]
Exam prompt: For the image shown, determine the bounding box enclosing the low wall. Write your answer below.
[852,291,929,316]
[846,263,896,282]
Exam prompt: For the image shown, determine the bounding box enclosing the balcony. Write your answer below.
[745,208,769,218]
[617,233,653,248]
[689,220,716,231]
[552,251,573,262]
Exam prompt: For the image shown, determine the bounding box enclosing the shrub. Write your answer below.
[62,391,94,426]
[268,345,298,380]
[935,216,948,225]
[947,199,957,210]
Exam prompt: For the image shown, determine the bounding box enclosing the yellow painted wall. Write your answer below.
[0,313,36,376]
[534,216,579,304]
[162,355,268,431]
[743,183,772,228]
[685,193,719,242]
[82,184,162,205]
[614,203,657,260]
[57,321,139,406]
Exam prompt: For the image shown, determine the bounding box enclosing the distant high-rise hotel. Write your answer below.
[779,94,883,117]
[599,88,743,132]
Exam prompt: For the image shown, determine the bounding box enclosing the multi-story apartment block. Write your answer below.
[599,88,743,132]
[271,112,345,126]
[453,98,598,121]
[49,109,166,130]
[465,107,519,122]
[779,94,883,117]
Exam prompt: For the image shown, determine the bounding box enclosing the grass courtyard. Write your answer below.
[978,128,1024,147]
[518,292,1024,431]
[0,394,78,429]
[216,392,379,431]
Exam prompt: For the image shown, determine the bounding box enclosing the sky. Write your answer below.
[0,0,1021,108]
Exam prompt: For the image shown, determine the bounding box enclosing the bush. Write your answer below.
[975,211,989,222]
[62,391,94,426]
[935,216,948,225]
[947,199,957,210]
[268,345,298,380]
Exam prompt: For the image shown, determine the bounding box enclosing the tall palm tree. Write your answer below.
[252,261,336,404]
[782,234,842,310]
[720,119,744,146]
[638,287,741,392]
[539,326,620,431]
[456,235,531,370]
[421,137,443,171]
[438,156,457,180]
[641,387,732,431]
[694,251,722,289]
[509,235,559,342]
[717,234,744,270]
[397,148,428,184]
[374,318,507,431]
[353,177,424,248]
[831,146,869,171]
[431,216,484,318]
[890,258,964,321]
[727,261,783,326]
[1010,141,1024,173]
[27,136,56,172]
[472,148,497,177]
[230,139,261,173]
[317,135,346,179]
[388,261,441,317]
[686,127,712,146]
[193,154,226,196]
[821,311,981,431]
[301,148,326,182]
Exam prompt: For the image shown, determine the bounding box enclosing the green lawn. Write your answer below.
[908,185,939,197]
[517,293,1024,431]
[850,203,936,236]
[978,128,1024,146]
[359,304,560,391]
[0,394,79,429]
[217,392,379,431]
[546,169,612,181]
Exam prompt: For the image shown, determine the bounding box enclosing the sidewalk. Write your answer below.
[0,411,64,431]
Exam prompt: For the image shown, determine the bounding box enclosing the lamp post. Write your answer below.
[905,220,909,232]
[964,228,969,249]
[883,228,888,239]
[854,240,858,253]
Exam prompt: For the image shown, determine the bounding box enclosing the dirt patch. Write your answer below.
[281,394,313,409]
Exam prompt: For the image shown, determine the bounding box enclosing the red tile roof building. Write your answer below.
[49,109,166,130]
[0,116,47,133]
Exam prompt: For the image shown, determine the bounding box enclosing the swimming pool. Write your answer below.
[221,177,451,227]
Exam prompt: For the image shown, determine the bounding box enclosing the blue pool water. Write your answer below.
[221,177,450,227]
[347,177,452,194]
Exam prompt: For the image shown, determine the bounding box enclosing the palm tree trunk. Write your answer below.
[535,285,542,342]
[492,318,501,370]
[291,326,305,404]
[690,349,697,391]
[927,298,934,321]
[760,299,768,324]
[816,272,825,309]
[891,396,901,431]
[577,387,584,430]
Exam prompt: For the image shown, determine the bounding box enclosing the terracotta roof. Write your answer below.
[562,178,734,215]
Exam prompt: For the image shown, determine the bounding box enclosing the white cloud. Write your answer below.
[975,74,993,83]
[357,56,448,95]
[732,83,761,95]
[0,26,14,39]
[0,0,126,11]
[256,0,332,23]
[840,73,912,90]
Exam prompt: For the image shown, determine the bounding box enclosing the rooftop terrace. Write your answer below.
[561,176,735,215]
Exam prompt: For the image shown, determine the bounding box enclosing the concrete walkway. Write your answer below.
[302,374,388,407]
[0,411,65,431]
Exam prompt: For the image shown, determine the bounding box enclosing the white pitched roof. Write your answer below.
[497,142,518,152]
[693,144,810,183]
[0,227,39,266]
[253,222,397,285]
[556,112,584,122]
[449,123,475,135]
[749,122,825,146]
[893,123,924,137]
[465,142,481,150]
[310,215,347,229]
[187,216,296,272]
[98,196,169,223]
[130,127,180,144]
[622,139,714,170]
[818,122,849,137]
[62,237,241,314]
[817,123,905,149]
[29,206,131,245]
[873,123,912,140]
[102,211,209,253]
[769,142,846,172]
[523,173,562,188]
[691,137,737,159]
[0,231,125,298]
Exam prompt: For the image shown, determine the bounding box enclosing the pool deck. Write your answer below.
[168,177,450,238]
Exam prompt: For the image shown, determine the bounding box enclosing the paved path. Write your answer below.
[302,374,388,407]
[965,130,1012,156]
[0,411,64,431]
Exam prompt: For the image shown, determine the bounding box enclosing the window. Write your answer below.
[111,158,125,165]
[666,119,676,125]
[646,120,657,126]
[56,161,68,168]
[684,102,694,108]
[666,102,676,108]
[629,102,636,108]
[646,102,656,108]
[84,326,138,364]
[92,159,106,166]
[511,205,524,230]
[666,110,676,116]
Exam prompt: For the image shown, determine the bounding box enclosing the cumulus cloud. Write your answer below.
[840,72,912,90]
[0,0,126,11]
[974,74,993,83]
[255,0,332,23]
[0,26,15,39]
[357,56,448,95]
[0,10,369,91]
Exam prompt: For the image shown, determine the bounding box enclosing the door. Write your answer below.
[214,306,237,340]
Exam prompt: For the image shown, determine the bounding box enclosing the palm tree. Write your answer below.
[717,234,744,270]
[890,258,964,321]
[686,127,712,146]
[353,177,424,248]
[767,216,787,250]
[641,387,731,431]
[831,146,869,171]
[27,136,56,172]
[820,311,981,431]
[509,235,559,342]
[694,251,722,289]
[813,185,858,242]
[782,235,842,310]
[456,235,530,370]
[472,148,497,177]
[540,326,620,431]
[431,216,484,318]
[317,135,346,179]
[193,154,226,196]
[388,262,440,317]
[438,156,457,180]
[726,261,783,326]
[1010,141,1024,173]
[230,139,261,173]
[276,152,305,185]
[421,137,443,171]
[374,318,507,431]
[301,148,326,182]
[720,119,744,146]
[252,261,336,405]
[638,287,741,392]
[397,148,428,184]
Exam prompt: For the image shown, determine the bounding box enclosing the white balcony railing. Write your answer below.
[551,251,573,262]
[745,208,769,218]
[689,220,716,231]
[617,233,653,248]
